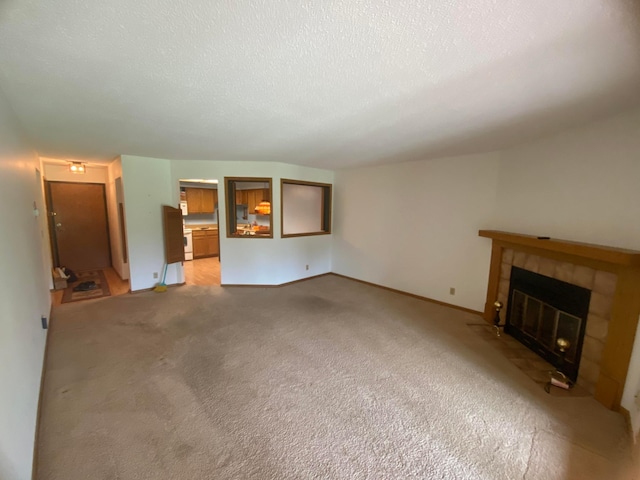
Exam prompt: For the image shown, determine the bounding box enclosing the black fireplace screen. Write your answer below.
[506,267,591,382]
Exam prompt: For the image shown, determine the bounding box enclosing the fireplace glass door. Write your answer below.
[506,267,591,382]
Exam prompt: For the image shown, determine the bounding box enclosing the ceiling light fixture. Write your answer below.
[255,201,271,215]
[68,162,86,174]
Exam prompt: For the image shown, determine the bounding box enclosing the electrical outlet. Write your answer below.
[153,272,159,279]
[449,287,456,295]
[305,264,309,271]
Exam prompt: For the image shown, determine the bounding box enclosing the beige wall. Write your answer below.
[332,107,640,432]
[0,89,51,479]
[42,161,108,184]
[492,106,640,434]
[493,108,640,250]
[332,152,500,311]
[120,156,334,291]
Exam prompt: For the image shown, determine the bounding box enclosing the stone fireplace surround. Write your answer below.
[479,231,640,412]
[498,250,615,393]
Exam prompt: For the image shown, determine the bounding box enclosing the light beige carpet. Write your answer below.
[38,275,635,479]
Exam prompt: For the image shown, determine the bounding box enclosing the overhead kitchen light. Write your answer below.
[255,200,271,215]
[68,162,86,174]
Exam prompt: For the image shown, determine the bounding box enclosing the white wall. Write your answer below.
[0,89,51,480]
[41,161,108,184]
[493,108,640,250]
[491,107,640,434]
[120,156,334,290]
[121,156,174,291]
[332,153,500,311]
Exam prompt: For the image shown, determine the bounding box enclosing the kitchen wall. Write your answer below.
[120,156,334,289]
[0,88,51,480]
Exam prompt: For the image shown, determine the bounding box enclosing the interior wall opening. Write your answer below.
[180,179,221,286]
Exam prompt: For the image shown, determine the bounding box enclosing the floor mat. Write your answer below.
[61,270,111,303]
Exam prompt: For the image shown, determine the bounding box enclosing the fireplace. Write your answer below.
[505,267,591,382]
[479,230,640,411]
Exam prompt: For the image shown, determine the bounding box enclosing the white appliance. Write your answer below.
[183,228,193,261]
[180,201,188,216]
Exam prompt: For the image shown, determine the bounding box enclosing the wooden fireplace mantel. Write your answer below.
[479,230,640,411]
[479,230,640,267]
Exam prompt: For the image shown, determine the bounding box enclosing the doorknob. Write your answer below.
[56,223,62,228]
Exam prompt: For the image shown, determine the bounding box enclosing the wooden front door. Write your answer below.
[46,181,112,272]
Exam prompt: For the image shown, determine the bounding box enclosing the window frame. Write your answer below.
[280,179,332,238]
[225,177,274,239]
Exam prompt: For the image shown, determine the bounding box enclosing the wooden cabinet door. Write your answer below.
[193,231,219,258]
[210,232,219,256]
[192,234,207,258]
[186,187,217,214]
[201,189,215,213]
[236,190,248,205]
[246,189,269,214]
[247,189,259,213]
[185,188,202,214]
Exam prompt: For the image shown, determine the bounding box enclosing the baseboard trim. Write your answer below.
[32,304,53,480]
[130,282,186,294]
[130,272,481,316]
[208,272,482,316]
[329,273,483,316]
[221,273,331,288]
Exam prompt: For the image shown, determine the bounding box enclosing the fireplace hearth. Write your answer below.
[479,230,640,411]
[506,267,591,382]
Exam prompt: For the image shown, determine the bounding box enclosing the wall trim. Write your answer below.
[129,282,186,294]
[206,272,482,316]
[330,273,483,316]
[31,305,52,480]
[222,273,331,288]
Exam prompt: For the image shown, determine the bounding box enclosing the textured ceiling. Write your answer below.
[1,0,639,169]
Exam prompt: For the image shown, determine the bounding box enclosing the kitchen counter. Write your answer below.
[184,223,218,231]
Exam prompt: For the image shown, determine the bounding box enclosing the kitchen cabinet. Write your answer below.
[192,229,219,258]
[185,188,217,214]
[236,189,269,213]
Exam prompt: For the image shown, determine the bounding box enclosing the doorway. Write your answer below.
[46,181,112,271]
[179,179,221,285]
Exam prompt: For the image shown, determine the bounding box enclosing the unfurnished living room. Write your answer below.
[2,1,640,479]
